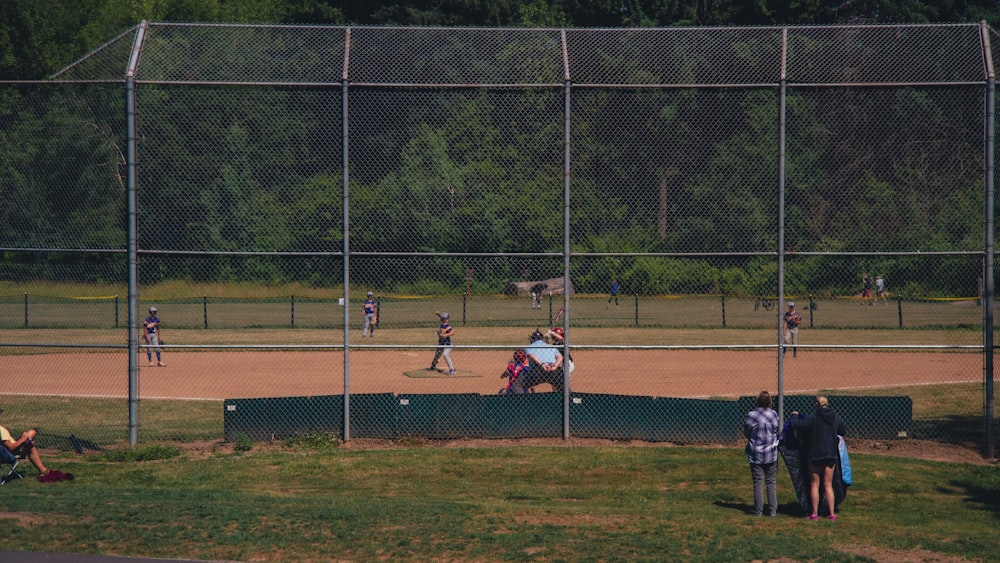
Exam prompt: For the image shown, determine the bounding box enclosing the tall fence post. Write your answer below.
[721,294,726,327]
[897,295,903,328]
[808,294,814,328]
[203,296,208,329]
[462,291,467,325]
[115,294,119,328]
[291,295,295,327]
[634,293,639,326]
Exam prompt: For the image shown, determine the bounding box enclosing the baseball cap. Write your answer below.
[439,311,449,320]
[149,306,158,313]
[788,302,795,308]
[367,291,373,297]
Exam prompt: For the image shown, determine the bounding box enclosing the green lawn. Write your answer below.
[0,442,996,561]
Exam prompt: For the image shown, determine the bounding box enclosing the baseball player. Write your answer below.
[783,302,802,358]
[499,349,530,395]
[427,311,456,375]
[143,306,166,367]
[362,292,377,338]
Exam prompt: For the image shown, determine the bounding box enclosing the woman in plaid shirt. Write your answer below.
[744,390,780,517]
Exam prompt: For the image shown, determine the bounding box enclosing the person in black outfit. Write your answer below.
[791,395,846,521]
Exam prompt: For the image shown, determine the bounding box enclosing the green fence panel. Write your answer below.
[482,393,563,438]
[570,393,657,440]
[348,393,399,439]
[223,396,343,441]
[651,397,739,443]
[395,393,484,439]
[744,395,912,440]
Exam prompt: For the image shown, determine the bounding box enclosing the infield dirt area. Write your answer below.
[1,348,980,400]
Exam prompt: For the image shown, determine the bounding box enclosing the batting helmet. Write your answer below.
[549,327,565,340]
[514,349,527,362]
[439,311,450,320]
[529,329,545,343]
[367,291,373,297]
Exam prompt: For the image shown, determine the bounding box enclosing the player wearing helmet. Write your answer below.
[499,349,530,395]
[546,326,574,375]
[427,311,456,375]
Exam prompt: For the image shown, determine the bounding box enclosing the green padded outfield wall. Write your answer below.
[737,395,913,440]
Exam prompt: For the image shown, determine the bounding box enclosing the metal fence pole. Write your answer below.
[981,21,996,459]
[125,21,147,448]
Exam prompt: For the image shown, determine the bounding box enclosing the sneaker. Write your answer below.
[448,369,456,375]
[828,514,837,521]
[148,361,154,367]
[807,515,818,521]
[158,362,167,367]
[426,367,437,371]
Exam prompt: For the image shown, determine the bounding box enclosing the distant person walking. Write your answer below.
[608,279,620,308]
[783,301,802,358]
[875,275,887,305]
[427,311,456,375]
[861,272,872,304]
[143,306,166,367]
[362,291,377,338]
[744,390,779,517]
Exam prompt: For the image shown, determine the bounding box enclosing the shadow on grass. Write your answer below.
[713,499,805,517]
[912,416,986,447]
[41,433,105,453]
[950,467,1000,519]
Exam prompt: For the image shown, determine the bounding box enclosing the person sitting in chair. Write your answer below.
[1,409,72,482]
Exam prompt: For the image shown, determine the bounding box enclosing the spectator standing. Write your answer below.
[861,272,873,304]
[427,311,456,375]
[792,396,847,521]
[875,275,887,305]
[744,391,780,517]
[143,306,166,367]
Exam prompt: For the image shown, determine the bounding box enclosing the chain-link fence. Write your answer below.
[0,23,996,457]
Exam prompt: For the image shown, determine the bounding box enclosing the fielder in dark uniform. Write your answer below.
[362,292,377,338]
[143,306,166,367]
[427,311,456,375]
[783,302,802,358]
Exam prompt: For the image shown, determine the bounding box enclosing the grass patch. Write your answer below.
[0,445,996,561]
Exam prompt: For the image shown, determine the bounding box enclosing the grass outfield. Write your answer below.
[0,441,996,561]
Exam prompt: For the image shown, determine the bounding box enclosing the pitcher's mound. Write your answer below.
[404,369,480,378]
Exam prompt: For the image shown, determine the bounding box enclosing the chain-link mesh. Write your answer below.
[0,23,996,457]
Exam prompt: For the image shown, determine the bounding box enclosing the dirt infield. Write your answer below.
[1,349,981,400]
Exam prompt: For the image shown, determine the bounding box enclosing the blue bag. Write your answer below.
[838,435,853,486]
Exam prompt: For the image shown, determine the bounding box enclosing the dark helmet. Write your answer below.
[529,329,545,343]
[513,349,527,362]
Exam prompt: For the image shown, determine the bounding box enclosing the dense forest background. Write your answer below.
[1,2,996,299]
[5,0,1000,80]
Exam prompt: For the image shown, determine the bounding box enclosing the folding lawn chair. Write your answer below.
[0,445,25,485]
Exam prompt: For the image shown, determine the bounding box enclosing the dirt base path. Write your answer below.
[1,349,979,400]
